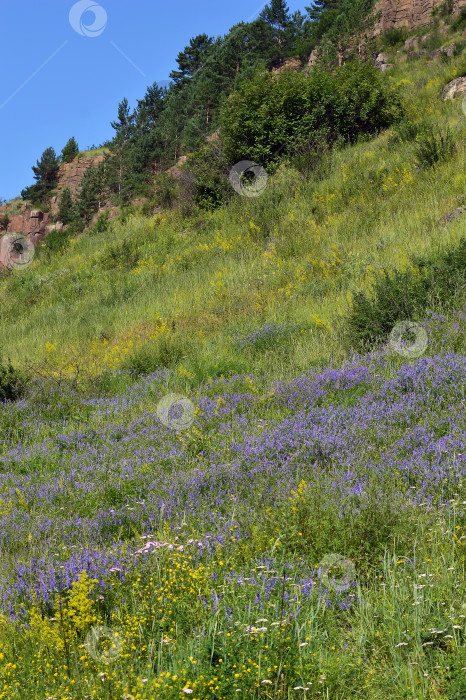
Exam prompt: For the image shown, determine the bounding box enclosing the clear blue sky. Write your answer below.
[0,0,308,202]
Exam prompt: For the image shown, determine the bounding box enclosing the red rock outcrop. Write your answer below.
[374,0,466,34]
[50,153,105,215]
[0,153,106,267]
[0,206,52,241]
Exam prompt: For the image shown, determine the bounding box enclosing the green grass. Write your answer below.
[1,52,465,382]
[76,146,110,159]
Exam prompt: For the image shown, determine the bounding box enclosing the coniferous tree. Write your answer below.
[110,98,135,141]
[57,185,75,225]
[61,137,80,163]
[21,147,60,204]
[76,162,110,225]
[169,34,215,86]
[260,0,291,49]
[136,82,166,131]
[306,0,341,21]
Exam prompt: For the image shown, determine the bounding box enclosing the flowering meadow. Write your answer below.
[0,306,465,698]
[0,44,465,700]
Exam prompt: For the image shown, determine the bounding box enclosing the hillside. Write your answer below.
[0,4,465,700]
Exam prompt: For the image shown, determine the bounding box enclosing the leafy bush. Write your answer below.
[88,211,110,235]
[392,117,427,143]
[0,213,10,231]
[100,238,140,270]
[345,237,466,352]
[120,332,188,376]
[42,228,73,255]
[0,357,28,402]
[219,62,403,170]
[383,27,407,48]
[450,7,466,32]
[154,172,178,208]
[185,143,232,211]
[414,125,455,169]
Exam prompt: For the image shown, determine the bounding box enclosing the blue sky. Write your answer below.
[0,0,308,202]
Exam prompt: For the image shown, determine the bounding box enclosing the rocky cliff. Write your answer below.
[49,153,105,215]
[374,0,466,33]
[0,153,105,268]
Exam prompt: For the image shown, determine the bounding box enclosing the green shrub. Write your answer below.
[219,61,403,170]
[120,332,188,376]
[100,238,140,270]
[450,7,466,32]
[382,27,407,48]
[414,125,455,169]
[0,213,10,231]
[42,227,73,255]
[453,39,466,56]
[185,143,232,211]
[432,0,454,18]
[88,211,110,235]
[0,356,28,402]
[345,237,466,352]
[154,172,178,208]
[392,117,427,143]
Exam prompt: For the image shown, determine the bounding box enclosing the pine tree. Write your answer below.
[169,34,215,86]
[111,98,135,141]
[21,147,60,204]
[57,186,75,225]
[259,0,291,50]
[260,0,291,30]
[76,162,109,225]
[306,0,341,21]
[61,137,80,163]
[136,82,166,131]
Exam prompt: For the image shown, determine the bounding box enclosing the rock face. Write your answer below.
[50,154,105,215]
[0,153,106,268]
[0,206,52,239]
[441,75,466,99]
[374,0,466,34]
[0,206,52,268]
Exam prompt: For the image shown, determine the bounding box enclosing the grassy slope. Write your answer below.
[0,54,465,383]
[0,41,465,700]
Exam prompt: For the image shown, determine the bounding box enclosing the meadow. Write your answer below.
[0,37,465,700]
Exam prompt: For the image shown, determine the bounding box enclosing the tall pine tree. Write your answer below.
[57,185,75,225]
[169,34,215,86]
[306,0,341,21]
[110,98,135,141]
[260,1,290,32]
[21,147,60,204]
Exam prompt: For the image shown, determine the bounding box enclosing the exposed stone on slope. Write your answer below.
[441,75,466,99]
[439,206,466,224]
[50,153,105,215]
[374,0,466,34]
